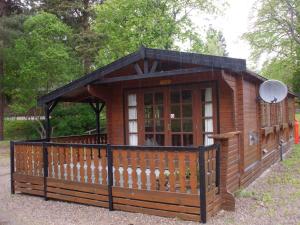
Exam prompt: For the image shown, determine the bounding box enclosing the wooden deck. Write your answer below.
[10,140,221,223]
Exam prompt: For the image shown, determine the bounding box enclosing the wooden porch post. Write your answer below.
[90,102,105,144]
[45,101,58,141]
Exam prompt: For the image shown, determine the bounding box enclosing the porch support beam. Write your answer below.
[90,102,105,144]
[45,100,58,141]
[144,59,149,74]
[134,63,143,75]
[150,60,158,73]
[96,66,212,84]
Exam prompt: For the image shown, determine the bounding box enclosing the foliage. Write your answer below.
[4,12,82,113]
[51,103,106,137]
[4,120,40,140]
[191,26,228,56]
[243,0,300,90]
[93,0,226,66]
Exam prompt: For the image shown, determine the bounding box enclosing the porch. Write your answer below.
[10,137,226,222]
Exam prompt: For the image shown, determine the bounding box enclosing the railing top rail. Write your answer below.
[13,141,220,152]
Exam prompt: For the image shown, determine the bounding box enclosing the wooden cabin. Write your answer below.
[11,47,296,223]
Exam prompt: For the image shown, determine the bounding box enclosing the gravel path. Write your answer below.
[0,144,300,225]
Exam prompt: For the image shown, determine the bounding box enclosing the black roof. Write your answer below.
[38,46,249,105]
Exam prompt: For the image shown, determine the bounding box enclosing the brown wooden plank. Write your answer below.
[121,150,128,188]
[131,151,138,189]
[100,148,107,185]
[47,187,108,202]
[15,187,44,196]
[79,147,85,182]
[86,148,92,183]
[72,147,79,182]
[113,197,199,214]
[93,148,100,185]
[66,147,71,181]
[47,178,108,195]
[168,152,176,192]
[158,151,165,191]
[47,192,109,208]
[13,173,44,185]
[48,146,53,178]
[113,150,120,187]
[15,182,44,191]
[189,152,198,194]
[59,147,65,180]
[139,151,147,190]
[178,152,186,193]
[112,187,200,207]
[113,204,200,222]
[32,146,38,176]
[149,151,156,190]
[27,145,33,176]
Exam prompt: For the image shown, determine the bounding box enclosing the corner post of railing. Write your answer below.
[43,142,49,201]
[215,143,221,193]
[106,143,114,211]
[10,141,15,194]
[199,146,207,223]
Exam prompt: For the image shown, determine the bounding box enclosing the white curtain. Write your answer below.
[205,88,212,102]
[129,121,137,133]
[204,119,213,132]
[129,134,138,145]
[204,103,213,117]
[128,107,137,120]
[128,94,137,106]
[204,134,214,146]
[128,93,138,145]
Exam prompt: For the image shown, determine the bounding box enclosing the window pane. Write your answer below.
[144,106,153,119]
[129,134,138,146]
[171,105,180,118]
[204,119,213,132]
[129,121,137,133]
[144,93,153,105]
[128,94,137,106]
[172,134,181,146]
[205,88,212,101]
[182,104,192,117]
[156,134,165,146]
[204,103,213,117]
[204,134,214,146]
[128,107,137,120]
[183,134,193,146]
[145,134,154,146]
[155,92,163,105]
[183,119,193,132]
[182,90,192,103]
[171,91,180,103]
[154,105,164,119]
[145,119,153,132]
[171,120,181,132]
[155,120,164,132]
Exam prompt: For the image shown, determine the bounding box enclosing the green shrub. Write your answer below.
[4,120,40,141]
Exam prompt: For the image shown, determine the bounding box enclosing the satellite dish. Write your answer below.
[259,80,288,103]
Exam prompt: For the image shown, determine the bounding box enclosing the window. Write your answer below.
[202,88,214,146]
[170,89,193,146]
[128,94,138,145]
[144,92,165,146]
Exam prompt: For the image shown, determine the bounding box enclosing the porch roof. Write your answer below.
[37,46,280,106]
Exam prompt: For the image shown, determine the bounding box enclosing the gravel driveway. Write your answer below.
[0,143,300,225]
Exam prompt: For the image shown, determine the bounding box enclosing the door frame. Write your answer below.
[123,81,220,146]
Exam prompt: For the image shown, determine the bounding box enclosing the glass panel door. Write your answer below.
[170,89,194,146]
[144,91,165,146]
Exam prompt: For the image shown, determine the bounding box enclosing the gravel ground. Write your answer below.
[0,143,300,225]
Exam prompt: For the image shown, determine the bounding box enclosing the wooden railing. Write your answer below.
[10,141,220,223]
[50,133,107,144]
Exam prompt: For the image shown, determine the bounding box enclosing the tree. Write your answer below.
[4,12,81,114]
[93,0,225,66]
[191,26,228,56]
[243,0,300,90]
[0,0,29,140]
[37,0,105,73]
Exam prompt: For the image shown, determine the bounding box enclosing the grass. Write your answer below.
[296,112,300,122]
[0,141,9,149]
